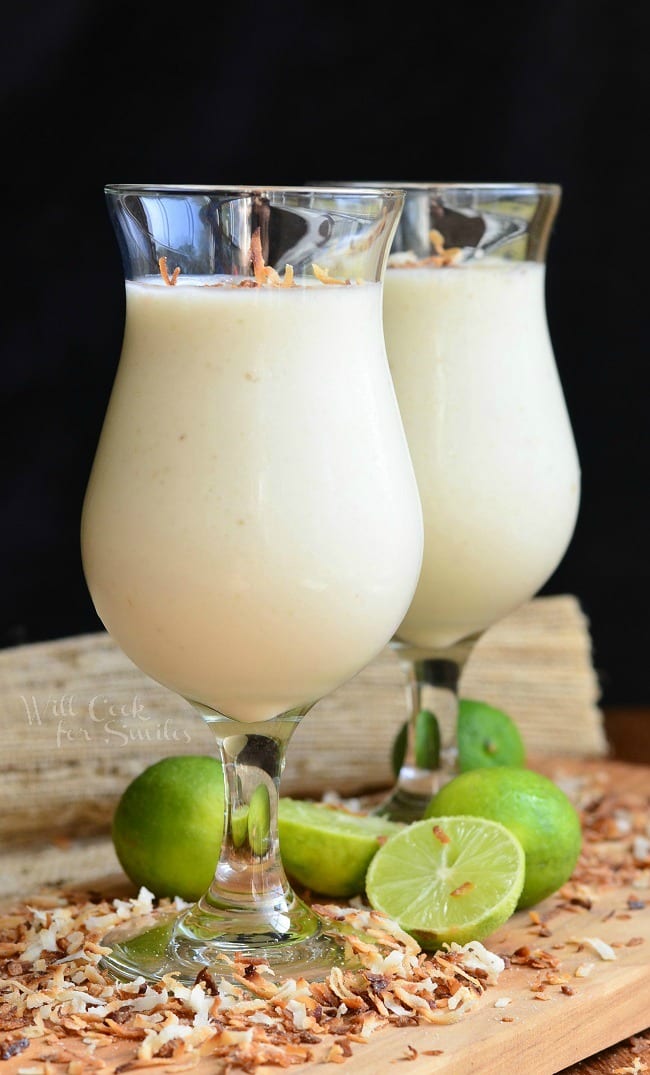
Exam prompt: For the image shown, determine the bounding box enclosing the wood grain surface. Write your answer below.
[0,595,605,849]
[1,758,648,1075]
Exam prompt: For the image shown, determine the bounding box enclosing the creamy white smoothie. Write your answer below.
[81,276,423,722]
[383,259,580,651]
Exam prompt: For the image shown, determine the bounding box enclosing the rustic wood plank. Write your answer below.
[1,759,647,1075]
[603,706,650,767]
[559,1029,650,1074]
[0,595,605,847]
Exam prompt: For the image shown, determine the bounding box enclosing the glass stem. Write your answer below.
[375,635,479,822]
[176,710,318,953]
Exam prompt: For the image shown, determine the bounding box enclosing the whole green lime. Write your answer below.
[112,755,224,901]
[424,766,582,908]
[457,698,526,771]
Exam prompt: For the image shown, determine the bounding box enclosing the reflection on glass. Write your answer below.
[374,182,580,820]
[81,184,423,982]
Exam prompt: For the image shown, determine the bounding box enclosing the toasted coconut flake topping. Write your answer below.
[387,231,463,270]
[250,228,267,286]
[312,263,351,286]
[158,256,181,286]
[428,229,462,264]
[0,889,507,1072]
[249,227,297,288]
[158,232,352,292]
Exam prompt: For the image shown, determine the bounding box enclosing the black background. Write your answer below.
[2,1,648,705]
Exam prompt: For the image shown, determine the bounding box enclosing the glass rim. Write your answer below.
[104,183,405,201]
[330,180,562,197]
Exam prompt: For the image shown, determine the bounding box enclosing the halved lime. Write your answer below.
[424,767,582,907]
[365,815,525,949]
[278,798,403,898]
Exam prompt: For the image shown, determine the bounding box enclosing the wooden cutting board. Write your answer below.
[2,758,649,1075]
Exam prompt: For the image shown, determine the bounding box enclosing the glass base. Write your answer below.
[372,633,481,823]
[99,900,349,986]
[372,780,437,824]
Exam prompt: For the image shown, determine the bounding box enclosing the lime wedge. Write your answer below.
[278,798,403,898]
[365,815,525,949]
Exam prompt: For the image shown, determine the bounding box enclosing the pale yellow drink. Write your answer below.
[383,260,580,651]
[81,277,423,722]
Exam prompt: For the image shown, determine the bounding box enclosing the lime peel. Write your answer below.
[112,755,224,902]
[278,798,403,898]
[424,766,582,908]
[457,698,526,772]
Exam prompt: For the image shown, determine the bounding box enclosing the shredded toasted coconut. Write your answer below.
[571,936,617,961]
[2,767,647,1071]
[387,230,463,269]
[575,961,596,977]
[0,889,506,1072]
[158,232,352,293]
[312,263,351,286]
[451,882,474,897]
[611,1058,648,1074]
[250,226,297,287]
[158,256,180,286]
